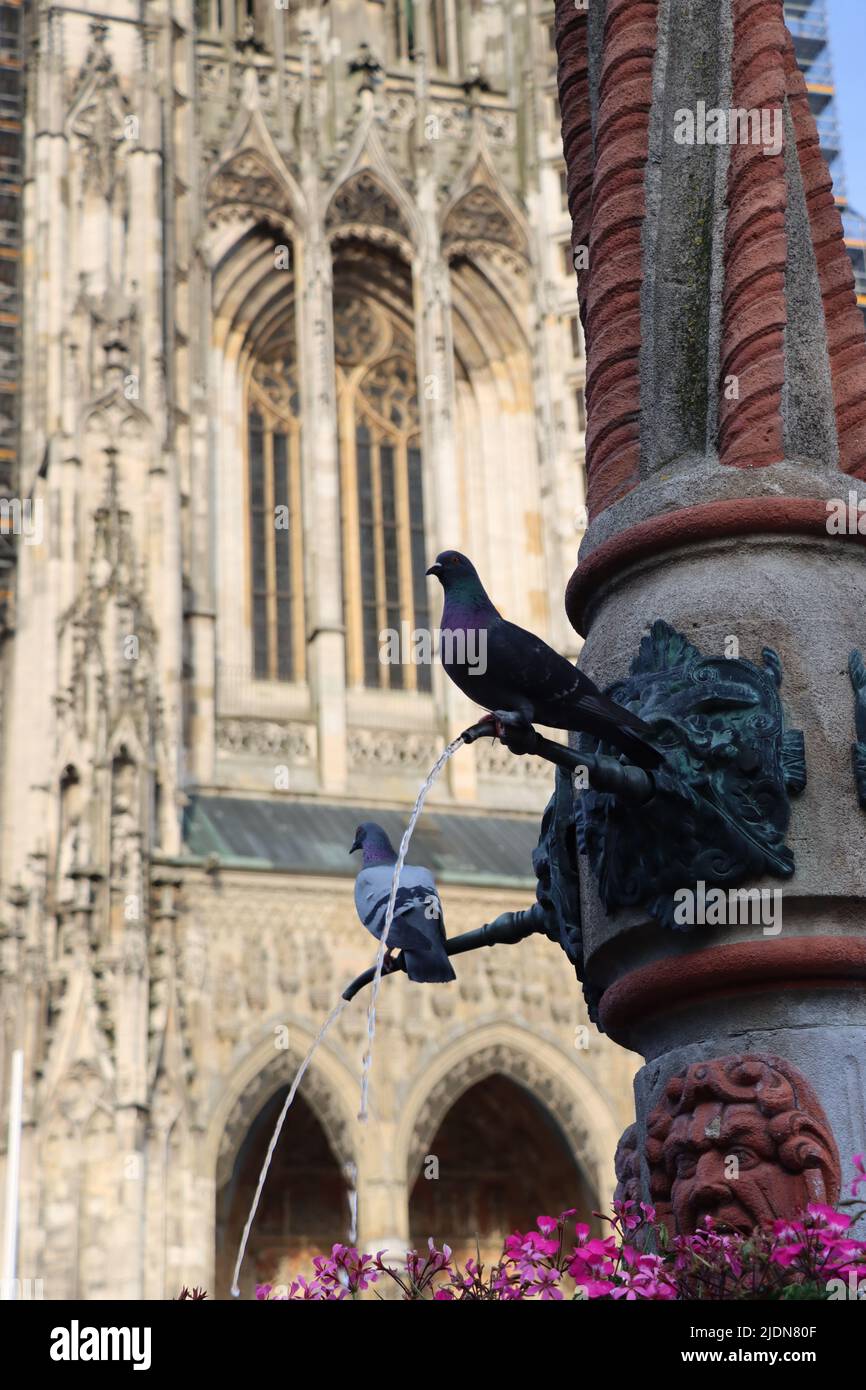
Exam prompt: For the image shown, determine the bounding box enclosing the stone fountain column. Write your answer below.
[553,0,866,1232]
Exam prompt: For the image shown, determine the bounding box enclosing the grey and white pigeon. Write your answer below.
[427,550,662,770]
[350,823,456,984]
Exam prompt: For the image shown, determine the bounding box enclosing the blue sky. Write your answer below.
[828,0,866,211]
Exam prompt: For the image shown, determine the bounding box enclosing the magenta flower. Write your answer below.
[807,1203,851,1230]
[771,1243,805,1267]
[528,1267,563,1301]
[579,1277,617,1297]
[772,1218,805,1241]
[246,1154,866,1304]
[312,1245,379,1294]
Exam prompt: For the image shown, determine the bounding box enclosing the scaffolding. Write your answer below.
[784,0,866,314]
[0,0,22,630]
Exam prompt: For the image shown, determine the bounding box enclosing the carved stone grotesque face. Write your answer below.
[645,1056,840,1236]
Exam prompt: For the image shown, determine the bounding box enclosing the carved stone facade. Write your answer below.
[0,2,628,1300]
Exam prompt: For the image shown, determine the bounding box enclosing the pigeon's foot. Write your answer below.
[491,710,538,756]
[490,708,526,734]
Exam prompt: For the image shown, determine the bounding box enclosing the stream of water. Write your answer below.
[357,736,463,1122]
[229,996,349,1297]
[229,734,463,1295]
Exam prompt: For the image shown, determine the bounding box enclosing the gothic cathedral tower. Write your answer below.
[0,2,638,1300]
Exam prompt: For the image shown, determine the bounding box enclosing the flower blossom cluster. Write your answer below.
[252,1158,866,1302]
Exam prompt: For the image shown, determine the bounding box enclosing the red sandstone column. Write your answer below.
[554,0,866,1232]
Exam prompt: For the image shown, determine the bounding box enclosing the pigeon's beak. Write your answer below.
[426,562,443,579]
[349,834,362,855]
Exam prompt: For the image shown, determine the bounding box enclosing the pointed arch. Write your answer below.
[324,119,422,259]
[206,1034,357,1294]
[442,182,530,265]
[326,168,417,261]
[421,141,552,629]
[409,1072,599,1263]
[205,148,298,244]
[204,97,305,249]
[396,1022,621,1204]
[204,1032,358,1194]
[441,152,531,254]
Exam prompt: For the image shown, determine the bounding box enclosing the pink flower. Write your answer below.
[771,1243,805,1267]
[313,1245,379,1294]
[493,1269,521,1298]
[249,1153,866,1304]
[528,1267,563,1301]
[579,1277,617,1298]
[426,1238,453,1272]
[613,1198,641,1230]
[505,1229,558,1264]
[807,1203,850,1231]
[772,1218,805,1241]
[569,1247,616,1281]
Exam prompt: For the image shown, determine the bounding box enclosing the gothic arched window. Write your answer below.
[246,352,304,682]
[334,293,431,693]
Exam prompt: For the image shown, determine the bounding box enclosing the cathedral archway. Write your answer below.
[214,1087,351,1299]
[408,1073,597,1267]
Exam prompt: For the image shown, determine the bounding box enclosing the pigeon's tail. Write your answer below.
[402,950,457,984]
[571,692,663,770]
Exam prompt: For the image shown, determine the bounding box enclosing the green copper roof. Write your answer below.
[182,796,540,889]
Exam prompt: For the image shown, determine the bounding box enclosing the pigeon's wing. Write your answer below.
[396,877,454,984]
[381,917,432,952]
[354,866,435,951]
[486,618,593,707]
[403,863,447,944]
[480,617,661,765]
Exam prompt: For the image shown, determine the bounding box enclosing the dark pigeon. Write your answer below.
[426,549,662,770]
[350,823,456,984]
